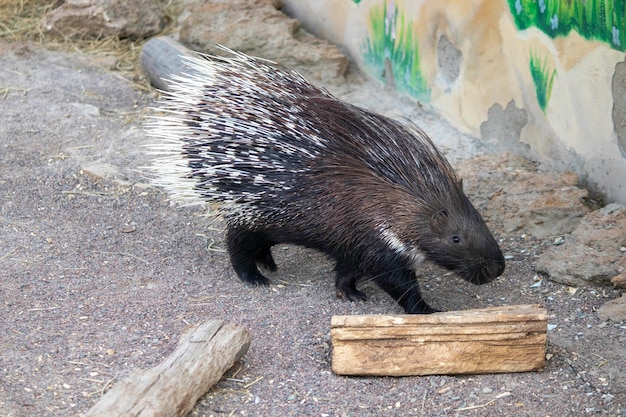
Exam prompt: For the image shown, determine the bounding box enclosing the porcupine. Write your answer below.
[145,48,505,314]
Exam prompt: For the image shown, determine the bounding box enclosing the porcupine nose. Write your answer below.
[486,249,506,280]
[467,248,505,285]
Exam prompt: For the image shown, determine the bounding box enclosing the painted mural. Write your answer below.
[509,0,625,113]
[508,0,625,51]
[358,1,624,136]
[361,1,430,101]
[529,50,556,113]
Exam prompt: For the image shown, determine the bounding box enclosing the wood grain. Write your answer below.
[331,305,547,376]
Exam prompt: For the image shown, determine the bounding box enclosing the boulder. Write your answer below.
[178,0,349,82]
[455,153,590,238]
[43,0,167,40]
[535,204,626,286]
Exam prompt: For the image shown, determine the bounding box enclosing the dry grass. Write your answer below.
[0,0,57,42]
[0,0,181,90]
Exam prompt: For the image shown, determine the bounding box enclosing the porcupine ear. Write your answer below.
[429,209,450,234]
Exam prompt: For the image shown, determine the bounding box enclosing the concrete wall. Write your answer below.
[281,0,626,204]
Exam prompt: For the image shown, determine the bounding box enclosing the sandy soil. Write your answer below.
[1,40,625,416]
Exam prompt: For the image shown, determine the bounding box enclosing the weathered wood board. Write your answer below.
[331,304,547,376]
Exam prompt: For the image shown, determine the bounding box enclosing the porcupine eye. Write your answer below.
[452,235,461,244]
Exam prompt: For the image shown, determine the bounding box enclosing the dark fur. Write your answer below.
[160,53,505,313]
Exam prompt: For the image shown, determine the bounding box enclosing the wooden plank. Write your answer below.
[331,305,547,376]
[84,320,250,417]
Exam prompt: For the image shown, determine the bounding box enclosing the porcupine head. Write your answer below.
[145,47,505,313]
[399,173,506,285]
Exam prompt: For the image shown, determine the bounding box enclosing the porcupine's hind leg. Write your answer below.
[334,260,367,302]
[226,226,275,285]
[374,268,438,314]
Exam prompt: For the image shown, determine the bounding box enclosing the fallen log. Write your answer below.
[84,320,250,417]
[331,304,547,376]
[140,36,198,92]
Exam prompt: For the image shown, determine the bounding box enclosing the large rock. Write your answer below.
[455,153,590,238]
[43,0,167,40]
[598,294,626,322]
[535,204,626,286]
[612,273,626,288]
[178,0,349,82]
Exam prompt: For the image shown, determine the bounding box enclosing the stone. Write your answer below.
[455,153,590,238]
[612,273,626,288]
[178,0,349,82]
[81,163,122,181]
[43,0,167,40]
[572,203,626,246]
[535,243,620,286]
[597,295,626,322]
[535,204,626,286]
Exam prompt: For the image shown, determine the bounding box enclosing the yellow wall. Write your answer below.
[282,0,626,204]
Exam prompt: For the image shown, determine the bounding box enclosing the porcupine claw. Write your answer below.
[336,287,367,302]
[238,269,271,286]
[335,275,367,302]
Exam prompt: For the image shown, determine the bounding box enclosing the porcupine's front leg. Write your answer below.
[334,261,367,302]
[374,268,439,314]
[226,227,274,285]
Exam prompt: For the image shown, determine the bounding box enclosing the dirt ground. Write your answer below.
[1,40,625,417]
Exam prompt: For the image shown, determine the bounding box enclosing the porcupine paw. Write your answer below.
[410,305,440,314]
[405,300,440,314]
[334,267,366,302]
[336,287,367,302]
[335,284,367,302]
[239,268,270,286]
